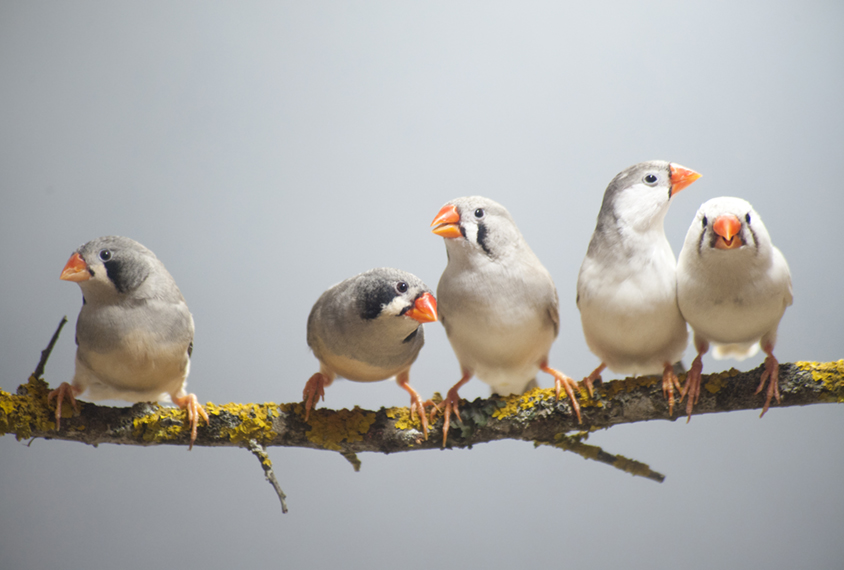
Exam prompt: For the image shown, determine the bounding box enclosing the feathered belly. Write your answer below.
[580,298,688,374]
[75,334,190,401]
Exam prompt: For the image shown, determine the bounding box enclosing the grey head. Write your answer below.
[62,236,185,305]
[431,196,531,261]
[308,267,437,366]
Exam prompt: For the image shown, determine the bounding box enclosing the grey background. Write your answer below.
[2,2,842,569]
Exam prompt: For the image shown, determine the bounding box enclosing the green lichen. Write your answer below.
[796,360,844,402]
[703,367,741,394]
[305,407,376,451]
[206,402,278,445]
[611,455,655,478]
[543,432,601,459]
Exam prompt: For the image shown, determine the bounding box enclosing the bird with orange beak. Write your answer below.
[677,197,793,419]
[51,236,207,448]
[577,161,701,415]
[304,268,438,439]
[431,196,581,446]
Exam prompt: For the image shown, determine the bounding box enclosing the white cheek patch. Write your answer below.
[380,294,411,317]
[462,221,478,245]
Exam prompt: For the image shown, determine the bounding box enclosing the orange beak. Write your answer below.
[405,292,437,323]
[60,252,90,282]
[430,204,462,239]
[713,214,744,250]
[669,163,702,195]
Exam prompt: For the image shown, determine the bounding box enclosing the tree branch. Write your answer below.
[2,319,842,501]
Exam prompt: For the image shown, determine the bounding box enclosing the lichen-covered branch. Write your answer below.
[3,361,842,456]
[5,320,840,507]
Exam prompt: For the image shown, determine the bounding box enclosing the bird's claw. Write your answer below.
[680,355,704,422]
[433,388,463,447]
[581,364,606,399]
[543,364,582,424]
[47,382,80,430]
[755,353,781,418]
[661,363,683,418]
[302,373,327,421]
[173,392,209,450]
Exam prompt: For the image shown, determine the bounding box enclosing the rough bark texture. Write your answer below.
[6,320,840,504]
[3,360,842,454]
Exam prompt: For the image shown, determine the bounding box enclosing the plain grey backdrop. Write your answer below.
[2,2,842,569]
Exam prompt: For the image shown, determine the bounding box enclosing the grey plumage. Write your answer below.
[431,196,581,445]
[307,268,430,381]
[303,267,437,438]
[50,235,206,447]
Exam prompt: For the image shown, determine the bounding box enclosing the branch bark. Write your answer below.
[2,320,842,493]
[3,359,841,451]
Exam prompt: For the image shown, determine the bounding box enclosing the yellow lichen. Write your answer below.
[132,406,185,443]
[703,368,741,394]
[0,376,61,440]
[491,387,555,420]
[206,402,278,445]
[796,360,844,402]
[305,407,376,451]
[385,406,415,431]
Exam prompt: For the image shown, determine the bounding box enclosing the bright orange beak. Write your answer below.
[430,204,462,239]
[405,292,437,323]
[713,214,744,250]
[60,252,90,282]
[669,163,702,195]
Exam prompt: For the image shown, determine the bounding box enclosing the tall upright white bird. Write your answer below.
[577,161,701,415]
[303,268,438,438]
[431,196,581,446]
[50,236,207,449]
[677,197,793,419]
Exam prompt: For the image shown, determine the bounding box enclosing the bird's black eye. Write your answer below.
[395,281,408,294]
[643,173,658,186]
[745,213,751,224]
[702,215,708,227]
[98,249,112,261]
[474,208,485,219]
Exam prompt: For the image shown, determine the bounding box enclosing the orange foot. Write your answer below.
[431,371,472,447]
[681,355,704,422]
[396,371,433,440]
[661,362,683,418]
[582,363,606,398]
[755,347,781,418]
[172,392,209,450]
[302,372,331,421]
[543,362,582,424]
[47,382,82,430]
